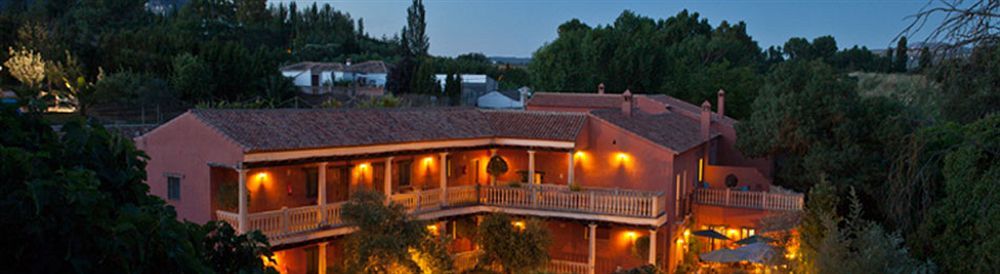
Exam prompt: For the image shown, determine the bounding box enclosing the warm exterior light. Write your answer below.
[616,152,629,161]
[255,172,267,180]
[358,163,370,170]
[676,238,685,245]
[683,229,691,238]
[625,231,638,241]
[574,151,585,159]
[512,221,525,230]
[426,224,439,235]
[698,158,704,182]
[423,157,433,166]
[727,228,739,238]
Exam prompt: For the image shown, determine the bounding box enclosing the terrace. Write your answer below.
[216,183,667,246]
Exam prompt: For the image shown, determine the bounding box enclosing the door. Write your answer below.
[328,166,349,202]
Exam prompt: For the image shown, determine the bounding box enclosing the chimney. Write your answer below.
[598,83,605,94]
[701,101,711,141]
[717,89,726,117]
[622,89,633,117]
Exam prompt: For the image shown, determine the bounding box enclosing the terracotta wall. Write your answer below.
[703,164,771,191]
[692,204,775,232]
[136,113,244,223]
[574,117,674,193]
[491,149,571,185]
[271,238,347,274]
[672,146,705,219]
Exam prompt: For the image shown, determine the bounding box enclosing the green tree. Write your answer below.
[895,36,909,72]
[444,73,462,105]
[410,59,439,94]
[797,180,934,274]
[918,46,933,71]
[403,0,428,56]
[476,213,551,274]
[0,105,276,273]
[339,191,452,274]
[913,115,999,273]
[171,53,214,102]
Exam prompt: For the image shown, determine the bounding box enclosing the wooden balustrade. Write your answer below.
[446,185,479,206]
[692,188,804,211]
[482,185,664,217]
[546,260,592,274]
[218,184,666,241]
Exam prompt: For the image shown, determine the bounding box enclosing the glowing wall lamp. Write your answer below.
[426,224,439,236]
[624,231,638,244]
[512,221,526,230]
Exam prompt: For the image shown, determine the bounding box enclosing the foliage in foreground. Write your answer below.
[338,190,453,274]
[476,213,551,274]
[797,180,935,274]
[0,105,275,273]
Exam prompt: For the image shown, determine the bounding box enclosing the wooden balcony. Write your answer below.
[216,184,666,245]
[692,188,804,211]
[453,250,591,274]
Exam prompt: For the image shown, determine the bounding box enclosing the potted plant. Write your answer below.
[486,155,508,185]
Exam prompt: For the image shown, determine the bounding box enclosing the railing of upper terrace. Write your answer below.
[452,250,591,274]
[692,188,804,211]
[215,184,667,244]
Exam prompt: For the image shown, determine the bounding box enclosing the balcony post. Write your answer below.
[318,162,327,224]
[588,223,597,274]
[567,151,575,186]
[489,149,498,185]
[384,157,393,203]
[439,152,448,207]
[527,150,536,185]
[725,188,731,205]
[237,167,248,234]
[648,228,657,265]
[318,242,328,274]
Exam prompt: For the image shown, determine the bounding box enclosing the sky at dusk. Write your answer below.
[271,0,941,57]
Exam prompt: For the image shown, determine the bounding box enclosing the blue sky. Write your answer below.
[272,0,939,57]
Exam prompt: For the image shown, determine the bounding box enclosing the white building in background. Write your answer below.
[280,60,389,96]
[477,87,530,109]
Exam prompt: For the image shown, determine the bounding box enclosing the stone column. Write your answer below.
[384,157,393,199]
[318,162,327,222]
[527,150,536,185]
[588,223,597,274]
[238,168,248,234]
[318,242,328,274]
[567,151,575,186]
[648,228,658,265]
[489,149,498,185]
[439,152,448,206]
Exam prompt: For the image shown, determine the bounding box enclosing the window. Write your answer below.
[446,156,453,177]
[399,160,412,187]
[305,168,319,198]
[167,176,181,200]
[373,163,385,186]
[698,158,704,182]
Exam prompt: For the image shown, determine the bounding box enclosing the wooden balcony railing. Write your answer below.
[452,250,590,274]
[692,188,804,211]
[217,184,666,243]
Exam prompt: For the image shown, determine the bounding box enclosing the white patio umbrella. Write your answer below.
[699,248,747,263]
[732,242,777,264]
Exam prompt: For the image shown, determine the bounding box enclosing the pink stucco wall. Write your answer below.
[136,112,245,223]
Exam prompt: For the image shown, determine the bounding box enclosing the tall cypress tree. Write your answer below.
[895,36,909,72]
[403,0,428,56]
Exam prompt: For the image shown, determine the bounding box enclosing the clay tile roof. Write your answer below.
[280,62,344,71]
[527,92,623,109]
[189,108,583,153]
[483,110,585,141]
[347,61,389,74]
[589,109,719,153]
